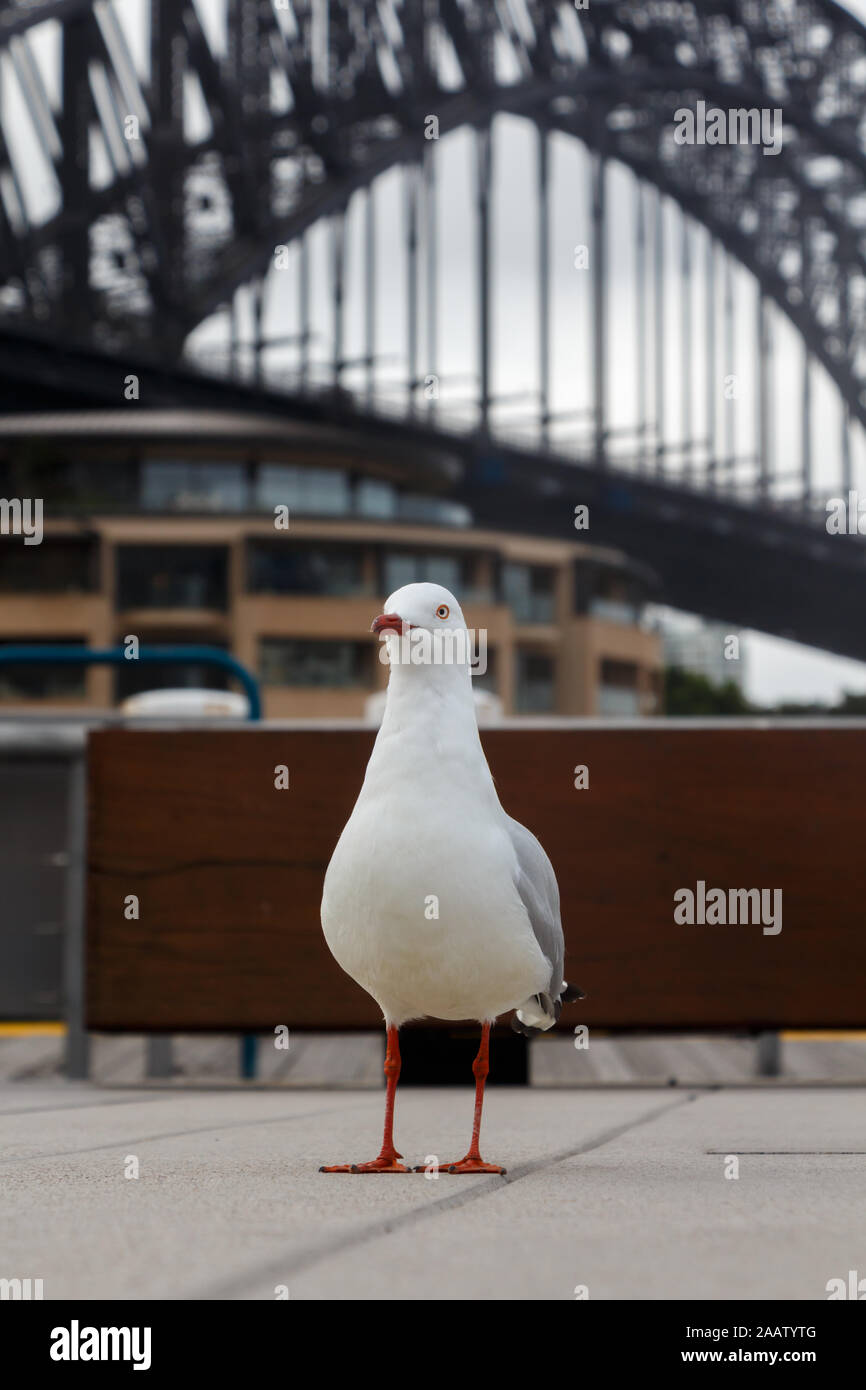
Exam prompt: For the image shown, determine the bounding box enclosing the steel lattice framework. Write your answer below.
[1,0,866,509]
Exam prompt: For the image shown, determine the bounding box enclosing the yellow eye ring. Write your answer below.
[435,603,450,619]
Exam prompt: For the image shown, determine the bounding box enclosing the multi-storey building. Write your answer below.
[0,411,662,718]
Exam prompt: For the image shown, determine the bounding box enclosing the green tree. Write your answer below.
[664,665,754,716]
[834,690,866,715]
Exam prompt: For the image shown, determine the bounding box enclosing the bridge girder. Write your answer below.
[1,0,865,430]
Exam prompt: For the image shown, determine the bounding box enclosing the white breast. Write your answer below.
[320,670,550,1025]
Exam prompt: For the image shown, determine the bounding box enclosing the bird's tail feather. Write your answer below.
[511,981,586,1038]
[561,981,586,1003]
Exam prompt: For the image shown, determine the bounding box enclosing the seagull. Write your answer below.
[319,582,583,1174]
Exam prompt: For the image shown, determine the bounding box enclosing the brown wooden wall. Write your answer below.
[86,726,866,1031]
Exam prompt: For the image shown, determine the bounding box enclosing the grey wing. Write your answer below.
[506,814,565,1002]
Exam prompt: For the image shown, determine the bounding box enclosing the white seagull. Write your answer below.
[320,582,583,1174]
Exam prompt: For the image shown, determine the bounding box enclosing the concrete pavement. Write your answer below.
[1,1081,864,1299]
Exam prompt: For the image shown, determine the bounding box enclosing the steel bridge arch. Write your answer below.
[1,0,866,435]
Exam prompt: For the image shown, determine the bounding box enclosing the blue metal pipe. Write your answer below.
[0,644,262,720]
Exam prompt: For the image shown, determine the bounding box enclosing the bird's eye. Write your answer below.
[435,604,450,619]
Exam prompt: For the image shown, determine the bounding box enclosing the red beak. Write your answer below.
[371,612,406,635]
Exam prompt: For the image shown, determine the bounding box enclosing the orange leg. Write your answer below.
[415,1023,507,1175]
[320,1024,410,1173]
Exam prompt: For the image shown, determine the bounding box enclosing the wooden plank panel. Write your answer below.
[86,727,866,1031]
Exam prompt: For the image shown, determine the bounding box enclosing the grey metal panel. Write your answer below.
[0,758,70,1017]
[64,754,89,1079]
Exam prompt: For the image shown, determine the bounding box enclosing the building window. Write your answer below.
[577,564,645,625]
[141,461,248,511]
[1,459,137,512]
[598,659,640,716]
[259,639,372,688]
[116,546,229,610]
[588,595,641,625]
[256,465,351,516]
[382,551,469,595]
[0,538,98,593]
[247,542,367,596]
[0,638,88,699]
[397,494,472,527]
[502,563,555,624]
[515,650,555,713]
[356,479,397,519]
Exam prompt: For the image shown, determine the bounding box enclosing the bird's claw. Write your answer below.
[319,1155,410,1173]
[413,1158,507,1175]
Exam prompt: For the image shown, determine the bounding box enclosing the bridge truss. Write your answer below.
[0,0,865,517]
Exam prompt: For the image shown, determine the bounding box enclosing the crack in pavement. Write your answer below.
[0,1094,177,1119]
[0,1100,375,1166]
[196,1090,702,1300]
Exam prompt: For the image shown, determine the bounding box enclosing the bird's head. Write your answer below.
[371,582,468,638]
